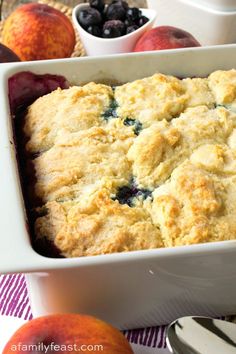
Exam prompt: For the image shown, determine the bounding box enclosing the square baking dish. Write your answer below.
[1,45,236,329]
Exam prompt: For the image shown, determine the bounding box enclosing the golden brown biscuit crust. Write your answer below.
[36,189,163,257]
[148,159,236,247]
[22,70,236,257]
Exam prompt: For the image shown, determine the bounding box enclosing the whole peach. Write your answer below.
[134,26,201,52]
[3,313,134,354]
[2,3,76,61]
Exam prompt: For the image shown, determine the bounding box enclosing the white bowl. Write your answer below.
[147,0,236,46]
[2,46,236,329]
[72,3,157,56]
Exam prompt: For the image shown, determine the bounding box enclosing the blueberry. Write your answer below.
[103,20,126,38]
[126,25,139,34]
[124,118,135,127]
[113,0,129,10]
[106,2,126,21]
[126,7,142,22]
[124,118,142,135]
[89,0,105,12]
[138,15,149,27]
[114,185,135,206]
[102,98,118,119]
[124,18,135,27]
[78,8,102,28]
[87,25,102,37]
[113,182,152,207]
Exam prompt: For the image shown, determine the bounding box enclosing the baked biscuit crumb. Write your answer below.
[35,189,163,257]
[115,74,215,127]
[148,159,236,247]
[128,106,236,188]
[24,83,113,153]
[33,125,134,202]
[208,69,236,109]
[115,73,188,126]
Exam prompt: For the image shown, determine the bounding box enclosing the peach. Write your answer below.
[2,3,76,61]
[3,313,134,354]
[134,26,201,52]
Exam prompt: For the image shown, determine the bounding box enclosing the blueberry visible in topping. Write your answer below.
[138,15,149,27]
[103,98,119,120]
[106,2,127,21]
[89,0,105,12]
[103,20,126,38]
[114,186,135,206]
[124,118,136,126]
[114,183,152,207]
[134,122,142,135]
[139,189,153,200]
[217,104,228,108]
[87,25,102,37]
[126,7,142,22]
[78,8,102,28]
[124,118,142,135]
[126,25,139,34]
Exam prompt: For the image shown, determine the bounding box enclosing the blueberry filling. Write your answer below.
[36,206,48,217]
[113,182,152,207]
[102,98,119,120]
[8,71,69,115]
[124,117,142,135]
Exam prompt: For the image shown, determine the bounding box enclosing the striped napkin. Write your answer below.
[0,274,169,353]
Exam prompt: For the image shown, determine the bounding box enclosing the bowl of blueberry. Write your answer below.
[72,0,157,56]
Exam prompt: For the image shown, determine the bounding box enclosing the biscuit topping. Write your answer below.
[16,69,236,257]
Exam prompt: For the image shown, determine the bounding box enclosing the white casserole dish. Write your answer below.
[2,46,236,329]
[147,0,236,46]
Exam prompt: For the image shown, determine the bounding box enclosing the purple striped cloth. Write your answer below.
[0,274,167,349]
[0,274,32,321]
